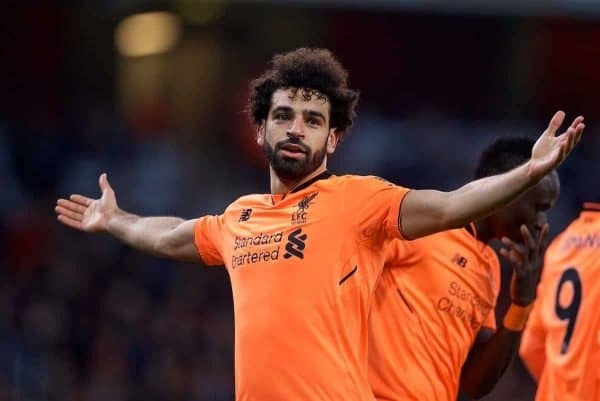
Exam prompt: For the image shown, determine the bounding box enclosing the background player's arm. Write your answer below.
[55,173,201,262]
[460,225,547,399]
[400,112,583,240]
[460,327,522,399]
[519,285,548,382]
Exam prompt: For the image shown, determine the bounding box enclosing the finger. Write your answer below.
[57,215,84,231]
[501,236,518,248]
[570,115,584,129]
[501,236,515,248]
[538,223,550,251]
[561,142,568,162]
[57,199,87,214]
[559,132,575,158]
[560,120,584,143]
[574,123,585,146]
[501,237,529,264]
[567,127,577,152]
[55,205,84,221]
[99,173,112,193]
[520,225,536,250]
[510,248,525,266]
[556,140,568,163]
[546,110,565,136]
[70,194,93,206]
[556,124,576,142]
[500,247,525,267]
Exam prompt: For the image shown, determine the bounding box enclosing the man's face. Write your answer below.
[494,171,560,242]
[257,88,339,181]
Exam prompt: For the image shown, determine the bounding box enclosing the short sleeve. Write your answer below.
[345,176,411,241]
[193,214,225,266]
[482,257,502,330]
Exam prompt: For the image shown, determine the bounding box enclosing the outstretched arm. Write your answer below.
[55,173,200,262]
[460,225,547,399]
[400,111,583,239]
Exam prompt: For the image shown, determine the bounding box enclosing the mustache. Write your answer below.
[275,138,310,153]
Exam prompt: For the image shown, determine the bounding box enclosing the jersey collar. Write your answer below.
[581,202,600,221]
[270,170,333,204]
[583,202,600,211]
[290,170,332,194]
[464,222,489,253]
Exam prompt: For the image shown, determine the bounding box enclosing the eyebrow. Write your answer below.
[271,106,327,122]
[305,110,327,122]
[271,106,293,115]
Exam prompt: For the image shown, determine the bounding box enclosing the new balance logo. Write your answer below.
[238,208,252,222]
[452,253,468,268]
[284,228,307,259]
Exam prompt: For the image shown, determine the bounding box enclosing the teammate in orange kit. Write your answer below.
[55,48,584,401]
[368,137,561,401]
[520,202,600,401]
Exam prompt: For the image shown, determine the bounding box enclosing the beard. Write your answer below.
[264,137,328,182]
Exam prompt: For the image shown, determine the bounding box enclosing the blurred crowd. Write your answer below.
[3,3,600,401]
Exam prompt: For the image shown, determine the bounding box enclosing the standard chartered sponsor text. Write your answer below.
[436,281,493,330]
[232,231,283,268]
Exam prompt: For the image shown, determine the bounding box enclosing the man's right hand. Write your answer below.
[55,173,118,233]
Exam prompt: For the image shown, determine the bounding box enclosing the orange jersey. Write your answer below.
[193,172,410,401]
[368,225,500,401]
[520,203,600,401]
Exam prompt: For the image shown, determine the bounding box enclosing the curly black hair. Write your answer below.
[474,136,535,179]
[248,48,359,139]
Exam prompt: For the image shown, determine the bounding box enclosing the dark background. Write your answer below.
[1,1,598,400]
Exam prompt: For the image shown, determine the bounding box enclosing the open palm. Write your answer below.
[529,111,585,179]
[55,173,117,233]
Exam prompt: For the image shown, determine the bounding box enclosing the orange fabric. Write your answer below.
[520,207,600,401]
[368,226,500,401]
[520,277,547,382]
[194,174,410,401]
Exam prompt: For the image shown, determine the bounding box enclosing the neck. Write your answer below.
[473,219,495,244]
[269,162,328,194]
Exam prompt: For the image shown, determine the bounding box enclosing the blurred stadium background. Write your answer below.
[1,1,598,400]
